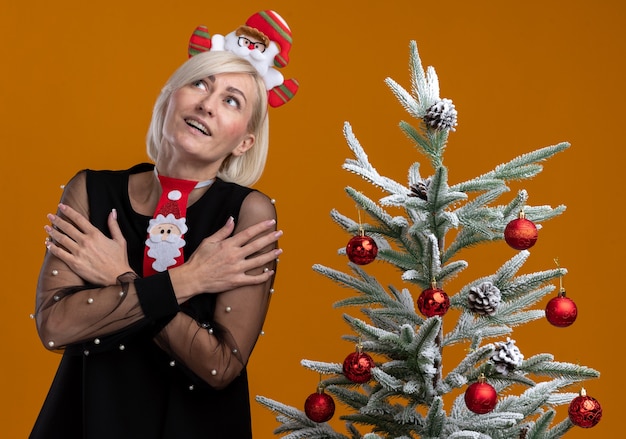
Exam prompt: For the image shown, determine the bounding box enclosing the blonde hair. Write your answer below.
[146,51,269,187]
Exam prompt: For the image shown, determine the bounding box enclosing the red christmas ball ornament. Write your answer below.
[343,349,375,383]
[568,388,602,428]
[504,211,538,250]
[304,387,335,423]
[464,377,498,414]
[545,289,577,327]
[417,284,450,317]
[346,234,378,265]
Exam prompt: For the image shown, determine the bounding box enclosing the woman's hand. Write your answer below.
[169,216,283,302]
[44,203,133,285]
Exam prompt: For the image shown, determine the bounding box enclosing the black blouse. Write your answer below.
[31,164,275,438]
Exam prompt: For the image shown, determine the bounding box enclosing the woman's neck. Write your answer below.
[153,167,214,188]
[129,165,215,216]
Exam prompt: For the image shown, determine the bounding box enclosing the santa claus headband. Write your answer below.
[188,10,298,108]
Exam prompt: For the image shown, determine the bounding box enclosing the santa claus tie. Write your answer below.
[143,174,198,277]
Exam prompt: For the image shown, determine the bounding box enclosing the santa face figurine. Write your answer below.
[188,10,299,108]
[212,25,283,90]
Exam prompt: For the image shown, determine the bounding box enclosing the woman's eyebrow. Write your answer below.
[226,86,247,103]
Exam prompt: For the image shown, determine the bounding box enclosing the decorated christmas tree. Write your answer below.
[257,41,601,439]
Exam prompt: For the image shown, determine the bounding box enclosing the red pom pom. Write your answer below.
[569,390,602,428]
[346,235,378,265]
[343,351,375,383]
[545,292,577,327]
[464,381,498,414]
[504,217,538,250]
[417,287,450,317]
[304,389,335,423]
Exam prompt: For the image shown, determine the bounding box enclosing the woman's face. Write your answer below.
[160,72,257,173]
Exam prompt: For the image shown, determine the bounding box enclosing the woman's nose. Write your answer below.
[197,94,215,116]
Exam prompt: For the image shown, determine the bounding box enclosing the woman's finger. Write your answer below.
[240,229,283,257]
[46,213,83,241]
[206,216,236,243]
[44,224,78,253]
[44,235,76,264]
[107,209,125,243]
[229,219,277,246]
[235,269,276,287]
[57,203,98,235]
[242,247,283,272]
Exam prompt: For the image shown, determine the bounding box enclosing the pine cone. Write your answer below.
[423,98,458,131]
[491,337,524,375]
[409,177,431,200]
[468,281,501,316]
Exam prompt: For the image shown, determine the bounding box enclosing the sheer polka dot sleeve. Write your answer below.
[33,172,154,351]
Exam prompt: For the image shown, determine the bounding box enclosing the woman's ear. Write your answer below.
[232,133,256,156]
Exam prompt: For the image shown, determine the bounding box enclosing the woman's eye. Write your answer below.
[225,96,240,108]
[192,80,207,90]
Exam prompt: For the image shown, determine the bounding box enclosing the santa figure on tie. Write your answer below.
[145,189,189,273]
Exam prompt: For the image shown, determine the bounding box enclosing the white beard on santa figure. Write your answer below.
[145,214,188,272]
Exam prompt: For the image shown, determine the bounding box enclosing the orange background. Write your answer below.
[1,0,624,437]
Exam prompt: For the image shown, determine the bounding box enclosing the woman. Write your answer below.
[31,46,283,438]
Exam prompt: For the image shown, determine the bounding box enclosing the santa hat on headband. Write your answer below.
[188,10,299,108]
[245,10,292,68]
